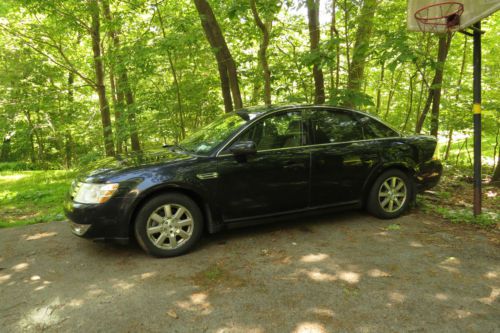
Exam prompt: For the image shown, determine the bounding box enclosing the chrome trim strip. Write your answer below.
[215,106,401,157]
[196,172,219,180]
[217,137,402,158]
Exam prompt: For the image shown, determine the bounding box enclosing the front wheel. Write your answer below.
[134,193,203,257]
[367,169,412,219]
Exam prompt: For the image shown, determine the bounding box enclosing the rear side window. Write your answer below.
[358,116,399,139]
[309,110,364,144]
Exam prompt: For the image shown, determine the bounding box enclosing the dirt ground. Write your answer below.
[0,211,499,333]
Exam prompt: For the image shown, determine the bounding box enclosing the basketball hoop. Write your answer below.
[414,1,464,33]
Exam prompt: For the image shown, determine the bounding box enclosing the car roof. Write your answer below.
[237,104,370,117]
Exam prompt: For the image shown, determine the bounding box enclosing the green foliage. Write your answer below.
[432,206,497,227]
[0,0,498,226]
[0,170,74,227]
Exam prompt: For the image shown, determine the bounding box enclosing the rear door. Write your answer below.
[216,110,311,221]
[307,109,380,206]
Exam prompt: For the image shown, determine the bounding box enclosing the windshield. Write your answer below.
[179,113,248,155]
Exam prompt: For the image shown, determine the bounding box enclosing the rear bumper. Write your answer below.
[414,159,443,192]
[64,197,130,242]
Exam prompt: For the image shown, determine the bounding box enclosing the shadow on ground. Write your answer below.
[0,211,498,332]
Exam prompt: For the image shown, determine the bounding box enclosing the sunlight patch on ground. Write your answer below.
[24,232,58,241]
[18,297,62,331]
[338,271,360,284]
[0,174,27,182]
[409,241,424,247]
[484,271,498,279]
[367,269,391,278]
[300,253,329,263]
[308,308,335,319]
[441,257,461,265]
[388,291,406,303]
[479,287,499,305]
[177,292,212,315]
[435,293,449,301]
[12,262,29,272]
[292,322,327,333]
[215,325,264,333]
[453,309,472,319]
[304,269,337,282]
[139,272,157,280]
[0,273,12,284]
[67,299,84,308]
[112,279,135,291]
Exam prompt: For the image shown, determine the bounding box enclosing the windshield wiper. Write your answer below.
[163,143,192,153]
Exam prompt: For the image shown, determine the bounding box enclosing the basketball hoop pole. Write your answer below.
[472,21,482,216]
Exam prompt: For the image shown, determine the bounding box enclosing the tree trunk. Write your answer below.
[65,72,74,168]
[102,0,140,152]
[109,69,124,154]
[250,0,272,106]
[194,0,243,111]
[416,34,452,135]
[155,3,187,139]
[0,134,11,162]
[402,72,417,132]
[89,0,114,156]
[383,69,402,119]
[375,60,385,114]
[492,127,500,183]
[306,0,325,104]
[330,0,340,94]
[342,0,351,75]
[345,0,378,107]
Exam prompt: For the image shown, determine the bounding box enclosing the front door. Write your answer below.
[216,110,310,221]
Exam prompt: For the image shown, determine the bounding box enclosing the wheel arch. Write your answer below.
[361,163,416,207]
[127,184,217,238]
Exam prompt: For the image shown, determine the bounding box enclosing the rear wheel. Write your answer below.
[134,193,203,257]
[367,169,411,219]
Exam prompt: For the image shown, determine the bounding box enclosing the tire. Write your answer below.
[134,193,203,257]
[367,169,412,219]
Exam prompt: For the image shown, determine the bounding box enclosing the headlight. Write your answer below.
[73,182,119,204]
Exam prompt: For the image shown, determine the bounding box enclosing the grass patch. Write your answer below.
[419,165,499,228]
[386,224,401,231]
[192,262,246,289]
[0,170,75,228]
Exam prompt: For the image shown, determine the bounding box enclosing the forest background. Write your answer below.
[0,0,498,227]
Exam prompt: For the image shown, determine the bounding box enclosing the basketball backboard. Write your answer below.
[408,0,500,33]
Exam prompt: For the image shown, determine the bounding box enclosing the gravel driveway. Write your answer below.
[0,211,499,332]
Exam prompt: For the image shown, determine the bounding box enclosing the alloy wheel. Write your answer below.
[378,176,407,213]
[146,204,194,250]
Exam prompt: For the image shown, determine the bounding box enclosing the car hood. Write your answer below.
[76,148,193,182]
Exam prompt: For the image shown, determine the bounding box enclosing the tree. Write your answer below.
[250,0,274,106]
[101,0,140,152]
[415,34,452,136]
[89,0,114,156]
[194,0,243,112]
[306,0,325,104]
[345,0,378,107]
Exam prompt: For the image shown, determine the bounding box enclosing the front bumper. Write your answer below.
[414,159,443,192]
[64,197,130,242]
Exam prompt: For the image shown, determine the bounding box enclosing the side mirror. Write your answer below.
[229,141,257,156]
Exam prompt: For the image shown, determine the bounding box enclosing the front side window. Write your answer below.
[179,113,248,154]
[309,110,364,144]
[236,111,304,150]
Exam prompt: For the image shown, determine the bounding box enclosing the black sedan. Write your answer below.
[65,105,442,257]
